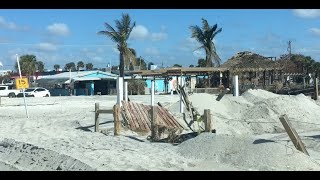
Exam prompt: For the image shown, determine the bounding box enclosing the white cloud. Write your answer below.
[179,37,200,52]
[0,16,28,31]
[36,43,58,52]
[145,47,160,56]
[293,9,320,18]
[130,25,149,40]
[151,32,168,41]
[47,23,70,36]
[309,28,320,36]
[130,24,168,41]
[193,49,205,58]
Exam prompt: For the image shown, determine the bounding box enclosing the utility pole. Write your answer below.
[287,40,292,72]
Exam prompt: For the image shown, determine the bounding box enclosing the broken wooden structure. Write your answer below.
[120,101,185,136]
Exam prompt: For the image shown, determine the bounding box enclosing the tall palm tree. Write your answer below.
[190,18,222,67]
[77,61,85,71]
[98,13,136,77]
[86,63,94,70]
[54,64,60,71]
[64,62,76,71]
[36,61,45,72]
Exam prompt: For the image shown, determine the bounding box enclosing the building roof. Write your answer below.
[221,51,282,72]
[40,70,117,80]
[37,70,119,84]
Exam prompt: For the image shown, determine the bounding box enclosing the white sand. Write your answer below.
[0,90,320,171]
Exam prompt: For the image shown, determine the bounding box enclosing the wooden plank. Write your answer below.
[158,106,177,127]
[121,102,132,129]
[128,102,143,130]
[97,109,114,114]
[204,109,212,132]
[125,102,136,130]
[126,102,138,130]
[136,103,151,131]
[94,103,99,132]
[133,103,149,131]
[160,106,184,129]
[279,114,309,156]
[113,104,121,136]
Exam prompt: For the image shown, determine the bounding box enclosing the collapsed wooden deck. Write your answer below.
[121,101,185,132]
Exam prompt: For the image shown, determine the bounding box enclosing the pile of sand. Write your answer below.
[0,138,95,171]
[178,133,320,171]
[170,89,320,135]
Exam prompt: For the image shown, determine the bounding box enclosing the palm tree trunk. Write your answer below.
[119,51,124,78]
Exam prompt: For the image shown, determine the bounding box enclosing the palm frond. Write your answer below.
[104,23,117,33]
[127,22,136,40]
[97,31,120,43]
[211,27,222,40]
[190,25,205,44]
[201,18,210,32]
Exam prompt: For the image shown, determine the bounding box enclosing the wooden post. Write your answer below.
[279,114,309,155]
[150,106,159,141]
[94,103,99,132]
[113,104,121,136]
[314,77,318,100]
[204,109,212,132]
[263,70,266,88]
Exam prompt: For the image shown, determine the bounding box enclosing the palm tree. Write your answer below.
[98,13,136,77]
[36,61,45,72]
[86,63,94,70]
[77,61,85,71]
[54,64,60,71]
[64,62,76,71]
[190,18,222,67]
[15,55,37,82]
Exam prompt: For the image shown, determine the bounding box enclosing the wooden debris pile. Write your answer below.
[120,101,185,134]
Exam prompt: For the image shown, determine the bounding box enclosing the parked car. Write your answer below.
[17,87,51,97]
[0,85,21,98]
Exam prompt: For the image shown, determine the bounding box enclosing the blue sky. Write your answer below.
[0,9,320,70]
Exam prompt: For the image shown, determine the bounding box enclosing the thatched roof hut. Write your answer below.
[221,51,282,73]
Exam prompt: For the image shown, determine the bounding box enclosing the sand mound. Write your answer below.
[183,89,320,135]
[0,138,95,171]
[178,133,320,171]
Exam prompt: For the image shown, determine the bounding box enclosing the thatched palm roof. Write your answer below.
[221,51,282,72]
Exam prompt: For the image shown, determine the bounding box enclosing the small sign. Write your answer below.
[16,78,29,89]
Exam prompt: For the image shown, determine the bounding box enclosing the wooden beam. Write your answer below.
[97,109,114,114]
[113,104,121,136]
[204,109,212,132]
[279,114,309,156]
[149,106,159,141]
[94,103,99,132]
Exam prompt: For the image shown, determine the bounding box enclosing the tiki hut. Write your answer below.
[221,51,283,89]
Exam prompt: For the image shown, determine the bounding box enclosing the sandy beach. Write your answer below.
[1,90,320,171]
